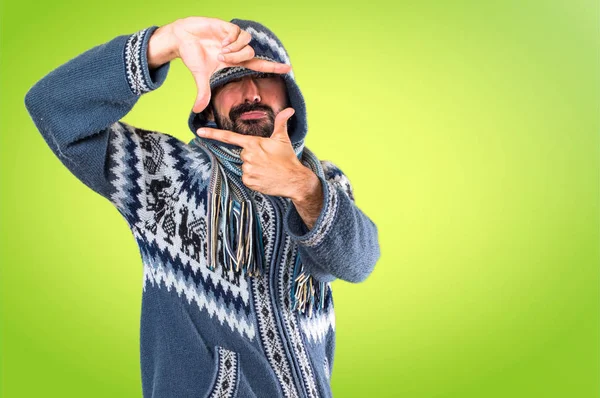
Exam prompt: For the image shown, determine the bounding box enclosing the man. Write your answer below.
[25,16,380,398]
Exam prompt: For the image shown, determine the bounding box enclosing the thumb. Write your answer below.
[270,107,295,142]
[179,43,214,114]
[190,68,212,113]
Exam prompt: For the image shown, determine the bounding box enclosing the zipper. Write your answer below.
[265,194,309,398]
[273,195,314,397]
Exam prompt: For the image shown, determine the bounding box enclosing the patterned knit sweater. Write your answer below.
[24,25,381,398]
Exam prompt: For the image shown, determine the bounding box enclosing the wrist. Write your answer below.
[291,168,321,205]
[147,24,179,70]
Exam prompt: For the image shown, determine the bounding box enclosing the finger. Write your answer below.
[239,58,292,75]
[221,23,241,47]
[190,68,212,113]
[240,148,253,163]
[179,41,213,113]
[197,127,253,148]
[270,107,295,142]
[221,30,252,54]
[219,45,255,64]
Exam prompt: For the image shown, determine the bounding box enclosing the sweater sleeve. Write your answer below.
[283,160,381,283]
[24,26,186,228]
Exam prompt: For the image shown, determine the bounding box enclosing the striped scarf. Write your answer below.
[189,136,329,318]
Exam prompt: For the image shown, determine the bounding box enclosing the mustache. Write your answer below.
[230,103,274,121]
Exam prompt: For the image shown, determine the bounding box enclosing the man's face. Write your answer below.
[208,73,289,138]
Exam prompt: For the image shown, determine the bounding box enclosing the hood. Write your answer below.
[187,19,307,151]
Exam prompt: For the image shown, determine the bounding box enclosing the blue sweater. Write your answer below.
[24,25,381,398]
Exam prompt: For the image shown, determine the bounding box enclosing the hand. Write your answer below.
[196,108,313,199]
[148,17,292,113]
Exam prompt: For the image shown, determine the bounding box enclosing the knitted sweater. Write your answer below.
[24,25,381,398]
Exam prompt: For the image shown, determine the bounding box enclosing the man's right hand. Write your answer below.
[147,17,292,113]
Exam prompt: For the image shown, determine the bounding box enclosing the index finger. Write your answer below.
[197,127,254,148]
[239,57,292,75]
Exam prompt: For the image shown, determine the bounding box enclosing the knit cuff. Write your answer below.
[124,25,170,96]
[283,175,339,248]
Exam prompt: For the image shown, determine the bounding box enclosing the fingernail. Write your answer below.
[221,48,231,54]
[197,129,206,136]
[217,54,225,62]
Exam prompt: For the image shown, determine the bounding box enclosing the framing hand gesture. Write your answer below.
[165,17,292,112]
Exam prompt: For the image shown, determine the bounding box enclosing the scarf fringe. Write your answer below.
[290,253,328,318]
[206,160,265,278]
[193,138,328,317]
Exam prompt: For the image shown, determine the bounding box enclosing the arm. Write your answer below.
[288,170,324,231]
[24,25,184,227]
[283,160,381,283]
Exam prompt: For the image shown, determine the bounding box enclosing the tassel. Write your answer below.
[205,155,265,279]
[291,252,328,317]
[205,162,225,272]
[250,205,265,277]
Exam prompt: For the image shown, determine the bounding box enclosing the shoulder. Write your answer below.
[114,121,200,162]
[113,121,208,181]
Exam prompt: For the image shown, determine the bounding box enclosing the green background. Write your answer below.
[1,0,598,396]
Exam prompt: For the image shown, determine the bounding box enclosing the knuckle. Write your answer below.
[172,18,185,32]
[265,62,276,73]
[226,53,241,63]
[249,139,261,150]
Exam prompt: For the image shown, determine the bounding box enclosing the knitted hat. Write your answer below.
[187,18,307,151]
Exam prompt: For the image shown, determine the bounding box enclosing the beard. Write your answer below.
[213,103,276,138]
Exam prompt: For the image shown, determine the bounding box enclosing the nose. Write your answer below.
[241,76,261,104]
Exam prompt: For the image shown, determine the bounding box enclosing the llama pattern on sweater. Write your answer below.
[107,118,343,335]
